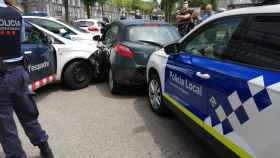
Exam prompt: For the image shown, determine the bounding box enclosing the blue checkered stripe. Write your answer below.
[211,76,273,135]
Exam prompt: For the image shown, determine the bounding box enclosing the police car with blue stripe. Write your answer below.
[147,3,280,158]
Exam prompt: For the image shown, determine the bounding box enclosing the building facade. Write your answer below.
[19,0,87,20]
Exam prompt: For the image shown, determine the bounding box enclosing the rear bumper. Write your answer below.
[112,64,146,86]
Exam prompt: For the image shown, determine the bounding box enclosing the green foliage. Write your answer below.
[112,0,133,8]
[112,0,154,14]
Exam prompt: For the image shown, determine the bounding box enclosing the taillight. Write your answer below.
[114,44,134,59]
[88,26,99,32]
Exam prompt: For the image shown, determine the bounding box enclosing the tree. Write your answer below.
[96,0,109,16]
[84,0,94,18]
[63,0,69,22]
[161,0,178,22]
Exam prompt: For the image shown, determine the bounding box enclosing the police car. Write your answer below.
[23,21,98,90]
[146,4,280,158]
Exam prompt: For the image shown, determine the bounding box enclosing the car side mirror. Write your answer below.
[93,35,101,41]
[164,42,180,55]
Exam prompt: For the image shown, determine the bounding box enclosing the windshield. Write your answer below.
[127,25,180,45]
[26,18,88,39]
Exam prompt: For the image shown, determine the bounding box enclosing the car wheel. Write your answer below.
[63,60,93,90]
[148,73,169,115]
[108,68,120,94]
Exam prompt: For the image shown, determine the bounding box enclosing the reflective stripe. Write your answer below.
[163,93,253,158]
[3,56,23,63]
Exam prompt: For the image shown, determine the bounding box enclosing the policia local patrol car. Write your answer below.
[147,4,280,158]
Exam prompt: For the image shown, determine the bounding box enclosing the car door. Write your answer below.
[181,14,280,158]
[164,41,208,122]
[22,22,56,82]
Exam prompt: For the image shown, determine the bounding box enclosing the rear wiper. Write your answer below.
[137,40,164,48]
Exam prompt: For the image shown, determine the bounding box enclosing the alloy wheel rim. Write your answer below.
[149,79,161,110]
[73,64,87,83]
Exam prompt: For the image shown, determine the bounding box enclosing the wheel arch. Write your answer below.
[148,67,160,82]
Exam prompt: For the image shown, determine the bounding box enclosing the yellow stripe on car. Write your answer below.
[163,93,253,158]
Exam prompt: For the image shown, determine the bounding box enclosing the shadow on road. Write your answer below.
[34,83,68,102]
[94,82,146,99]
[133,97,218,158]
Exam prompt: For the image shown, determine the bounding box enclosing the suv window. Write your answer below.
[235,15,280,70]
[182,17,243,60]
[103,24,119,46]
[27,18,77,39]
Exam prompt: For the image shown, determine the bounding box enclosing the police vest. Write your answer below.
[0,6,22,60]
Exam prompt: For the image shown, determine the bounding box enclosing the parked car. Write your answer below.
[147,4,280,158]
[24,16,97,45]
[94,20,180,94]
[73,19,102,35]
[24,20,98,90]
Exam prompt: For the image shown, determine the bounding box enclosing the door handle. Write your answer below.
[196,72,211,80]
[24,51,32,55]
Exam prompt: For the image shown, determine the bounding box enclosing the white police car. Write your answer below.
[24,21,98,90]
[147,4,280,158]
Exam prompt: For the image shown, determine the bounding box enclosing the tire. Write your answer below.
[63,60,93,90]
[108,67,120,94]
[148,73,169,115]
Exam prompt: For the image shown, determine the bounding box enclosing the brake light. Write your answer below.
[114,44,134,59]
[88,26,99,32]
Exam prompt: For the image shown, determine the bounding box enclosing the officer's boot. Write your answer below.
[38,142,54,158]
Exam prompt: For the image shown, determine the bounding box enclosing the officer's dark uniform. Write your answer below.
[0,4,52,158]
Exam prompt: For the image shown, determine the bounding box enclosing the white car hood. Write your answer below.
[64,40,98,53]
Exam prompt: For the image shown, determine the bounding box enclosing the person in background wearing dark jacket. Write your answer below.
[176,1,191,36]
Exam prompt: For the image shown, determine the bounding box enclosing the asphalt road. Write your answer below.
[0,83,218,158]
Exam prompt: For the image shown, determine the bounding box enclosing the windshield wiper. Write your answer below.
[137,40,164,48]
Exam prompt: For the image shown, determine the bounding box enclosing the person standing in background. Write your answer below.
[188,10,201,31]
[176,1,192,36]
[202,4,215,21]
[135,10,143,19]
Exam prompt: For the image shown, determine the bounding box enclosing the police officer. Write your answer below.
[0,0,54,157]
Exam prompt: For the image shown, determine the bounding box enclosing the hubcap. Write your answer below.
[73,63,88,83]
[149,79,161,110]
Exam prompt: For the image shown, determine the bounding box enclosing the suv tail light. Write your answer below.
[114,44,134,59]
[88,26,99,32]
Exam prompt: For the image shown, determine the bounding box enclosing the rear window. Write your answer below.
[127,25,180,45]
